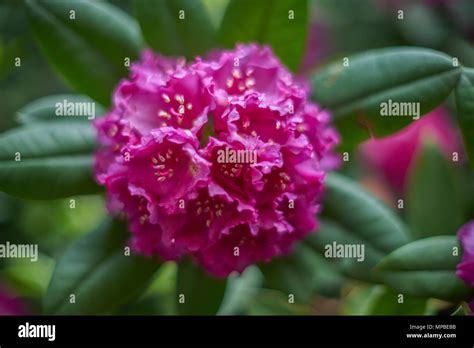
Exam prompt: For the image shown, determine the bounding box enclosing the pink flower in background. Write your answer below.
[300,21,332,74]
[95,44,339,277]
[456,221,474,289]
[0,285,28,316]
[359,108,462,194]
[456,221,474,316]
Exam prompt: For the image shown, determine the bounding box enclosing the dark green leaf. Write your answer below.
[323,174,410,252]
[406,141,465,239]
[447,38,474,68]
[218,266,262,315]
[26,0,143,106]
[374,236,473,302]
[309,173,409,282]
[309,250,347,298]
[306,220,386,283]
[259,243,319,303]
[135,0,216,58]
[312,47,461,150]
[16,94,106,125]
[118,262,177,315]
[218,0,308,71]
[0,37,22,81]
[45,219,161,314]
[455,68,474,167]
[176,258,227,315]
[309,0,400,55]
[0,123,99,199]
[396,4,448,48]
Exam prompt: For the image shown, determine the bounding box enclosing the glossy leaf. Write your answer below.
[176,258,227,315]
[396,4,448,48]
[26,0,143,106]
[118,262,177,315]
[218,0,309,71]
[306,220,385,283]
[308,173,409,282]
[44,219,161,314]
[374,236,473,302]
[218,266,263,315]
[0,123,99,199]
[455,68,474,167]
[135,0,216,58]
[16,94,106,124]
[260,243,320,303]
[309,250,347,298]
[406,141,465,239]
[312,47,461,150]
[323,174,410,252]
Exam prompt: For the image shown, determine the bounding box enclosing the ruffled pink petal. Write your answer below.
[457,221,474,289]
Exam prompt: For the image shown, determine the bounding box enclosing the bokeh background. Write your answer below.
[1,0,473,315]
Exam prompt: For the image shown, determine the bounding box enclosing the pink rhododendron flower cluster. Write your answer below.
[457,221,474,290]
[94,44,339,277]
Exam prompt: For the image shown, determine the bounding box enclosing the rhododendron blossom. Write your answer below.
[94,44,339,277]
[360,108,462,194]
[457,221,474,290]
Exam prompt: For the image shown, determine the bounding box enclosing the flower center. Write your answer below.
[151,149,177,182]
[138,197,149,225]
[219,163,243,178]
[263,169,291,191]
[226,67,256,93]
[195,198,225,226]
[157,93,193,126]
